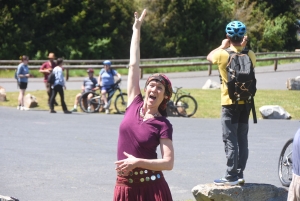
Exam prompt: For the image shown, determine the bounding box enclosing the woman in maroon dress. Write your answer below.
[114,9,174,201]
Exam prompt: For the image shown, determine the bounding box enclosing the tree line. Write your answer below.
[0,0,299,60]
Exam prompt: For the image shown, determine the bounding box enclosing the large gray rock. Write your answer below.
[191,183,288,201]
[259,105,291,119]
[0,86,7,102]
[286,76,300,90]
[202,79,220,89]
[24,93,38,108]
[0,195,19,201]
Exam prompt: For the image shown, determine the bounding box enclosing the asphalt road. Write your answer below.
[0,62,300,201]
[0,107,299,201]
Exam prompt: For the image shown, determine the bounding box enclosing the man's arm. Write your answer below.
[207,39,230,63]
[39,63,51,74]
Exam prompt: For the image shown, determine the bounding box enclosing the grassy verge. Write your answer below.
[1,89,299,120]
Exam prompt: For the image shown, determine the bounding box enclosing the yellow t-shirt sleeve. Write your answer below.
[248,50,256,67]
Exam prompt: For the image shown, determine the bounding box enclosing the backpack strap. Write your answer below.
[251,97,257,124]
[218,48,235,84]
[241,48,249,54]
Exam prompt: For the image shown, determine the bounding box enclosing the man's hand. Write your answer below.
[241,36,248,47]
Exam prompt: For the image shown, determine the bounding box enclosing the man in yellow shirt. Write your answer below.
[207,21,256,186]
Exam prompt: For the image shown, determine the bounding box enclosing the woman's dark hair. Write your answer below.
[56,58,63,66]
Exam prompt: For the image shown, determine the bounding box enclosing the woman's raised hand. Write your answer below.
[132,9,147,30]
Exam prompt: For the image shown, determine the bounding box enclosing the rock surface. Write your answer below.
[191,183,288,201]
[0,86,7,101]
[24,93,38,108]
[259,105,291,119]
[286,76,300,90]
[202,79,220,89]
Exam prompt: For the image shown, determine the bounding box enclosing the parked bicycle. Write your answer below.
[79,79,127,114]
[167,87,198,117]
[278,138,293,187]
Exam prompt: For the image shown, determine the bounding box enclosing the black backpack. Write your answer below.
[225,48,257,123]
[47,72,55,85]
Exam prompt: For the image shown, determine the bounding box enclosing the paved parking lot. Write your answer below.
[1,110,299,200]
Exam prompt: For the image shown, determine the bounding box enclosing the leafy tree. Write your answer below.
[0,0,299,60]
[230,0,300,52]
[137,0,232,57]
[0,0,136,59]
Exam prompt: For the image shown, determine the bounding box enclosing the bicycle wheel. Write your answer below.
[175,95,198,117]
[278,138,293,187]
[79,92,102,113]
[114,93,128,114]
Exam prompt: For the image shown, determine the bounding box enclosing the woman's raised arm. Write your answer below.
[127,9,146,106]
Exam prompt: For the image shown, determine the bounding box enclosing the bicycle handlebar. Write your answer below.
[95,78,122,90]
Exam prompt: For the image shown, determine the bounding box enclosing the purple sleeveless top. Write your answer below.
[117,94,173,160]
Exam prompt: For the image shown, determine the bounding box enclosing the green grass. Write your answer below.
[1,89,299,120]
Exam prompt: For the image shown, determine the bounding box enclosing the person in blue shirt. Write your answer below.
[287,128,300,200]
[16,55,30,110]
[49,58,71,114]
[97,60,121,113]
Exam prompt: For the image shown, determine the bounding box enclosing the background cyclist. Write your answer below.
[71,68,98,112]
[98,60,121,114]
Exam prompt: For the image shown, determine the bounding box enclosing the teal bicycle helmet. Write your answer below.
[103,60,111,65]
[225,21,246,38]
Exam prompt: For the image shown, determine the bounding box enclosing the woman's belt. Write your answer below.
[116,168,164,185]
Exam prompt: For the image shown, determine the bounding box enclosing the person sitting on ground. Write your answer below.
[71,68,98,112]
[97,60,121,113]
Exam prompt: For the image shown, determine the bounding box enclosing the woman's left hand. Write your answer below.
[115,152,138,176]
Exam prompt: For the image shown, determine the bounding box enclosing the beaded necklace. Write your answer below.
[139,107,159,120]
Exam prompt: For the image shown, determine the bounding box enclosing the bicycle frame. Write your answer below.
[171,87,190,102]
[86,81,122,107]
[105,86,123,105]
